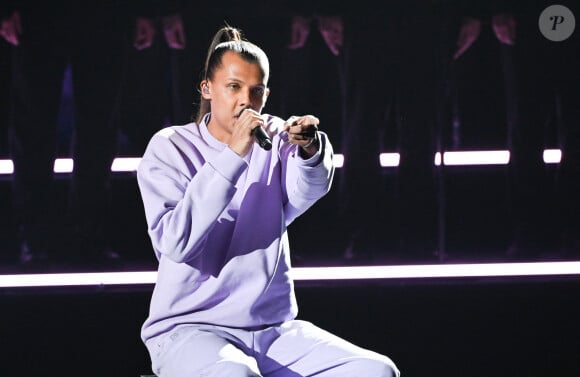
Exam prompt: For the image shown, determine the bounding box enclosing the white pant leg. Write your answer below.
[146,325,262,377]
[254,320,400,377]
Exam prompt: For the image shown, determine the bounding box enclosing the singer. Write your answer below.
[136,25,399,377]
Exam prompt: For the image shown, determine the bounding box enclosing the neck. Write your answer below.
[206,118,231,144]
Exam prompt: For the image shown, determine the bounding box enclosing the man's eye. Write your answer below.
[253,88,264,96]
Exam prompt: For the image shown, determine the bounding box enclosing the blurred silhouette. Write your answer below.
[0,25,10,157]
[118,2,197,157]
[509,0,580,258]
[0,2,130,267]
[275,3,349,263]
[436,1,520,259]
[446,2,517,150]
[334,1,442,263]
[280,10,346,150]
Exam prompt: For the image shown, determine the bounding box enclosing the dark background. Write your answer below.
[1,2,580,377]
[1,0,579,271]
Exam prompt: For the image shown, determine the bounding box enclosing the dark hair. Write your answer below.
[195,25,270,124]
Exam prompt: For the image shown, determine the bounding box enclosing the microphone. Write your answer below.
[239,106,272,151]
[252,125,272,151]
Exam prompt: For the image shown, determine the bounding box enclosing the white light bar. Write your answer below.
[1,261,580,288]
[434,152,442,166]
[0,271,158,288]
[291,261,580,280]
[111,157,142,172]
[543,149,562,164]
[379,153,400,167]
[442,150,510,166]
[333,154,344,168]
[0,159,14,174]
[0,149,566,175]
[54,158,74,173]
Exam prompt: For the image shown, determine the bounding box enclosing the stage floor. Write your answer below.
[1,273,579,377]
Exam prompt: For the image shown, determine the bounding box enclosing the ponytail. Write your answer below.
[195,26,243,124]
[194,25,270,124]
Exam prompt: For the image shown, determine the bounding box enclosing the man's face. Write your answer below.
[203,50,269,142]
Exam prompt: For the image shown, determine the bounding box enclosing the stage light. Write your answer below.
[53,158,74,173]
[291,261,580,280]
[111,157,142,172]
[543,149,562,164]
[0,149,567,176]
[434,152,442,166]
[52,157,141,173]
[442,150,510,166]
[0,159,14,174]
[1,261,580,288]
[379,153,400,167]
[333,154,344,168]
[0,271,157,288]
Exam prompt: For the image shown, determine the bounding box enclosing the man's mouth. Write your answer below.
[237,106,253,117]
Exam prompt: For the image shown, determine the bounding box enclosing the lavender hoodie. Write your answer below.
[137,113,334,343]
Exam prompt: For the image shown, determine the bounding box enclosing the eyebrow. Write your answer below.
[226,78,266,88]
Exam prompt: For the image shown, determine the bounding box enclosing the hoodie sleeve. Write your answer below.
[279,130,335,225]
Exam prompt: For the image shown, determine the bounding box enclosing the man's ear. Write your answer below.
[200,80,211,99]
[262,87,271,105]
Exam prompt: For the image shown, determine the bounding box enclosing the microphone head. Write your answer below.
[259,138,272,151]
[252,125,272,151]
